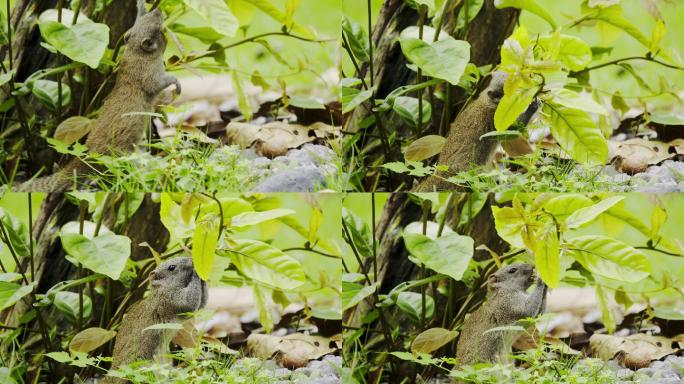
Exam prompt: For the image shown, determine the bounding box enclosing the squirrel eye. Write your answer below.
[508,268,517,273]
[167,265,176,271]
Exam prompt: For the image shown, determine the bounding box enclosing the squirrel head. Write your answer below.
[150,257,197,292]
[487,263,536,293]
[124,8,167,55]
[485,71,507,104]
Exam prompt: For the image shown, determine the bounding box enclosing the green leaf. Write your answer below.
[342,281,379,311]
[393,96,432,129]
[545,103,608,166]
[54,291,92,323]
[230,208,295,229]
[60,233,131,280]
[0,71,12,87]
[381,162,412,174]
[38,9,109,68]
[455,0,484,30]
[287,96,325,110]
[342,16,369,62]
[492,205,525,248]
[0,208,31,257]
[143,322,184,331]
[252,284,274,332]
[342,208,373,258]
[566,196,625,229]
[604,203,680,254]
[403,233,474,280]
[567,235,650,282]
[396,291,434,323]
[69,327,117,353]
[411,327,458,354]
[543,194,594,221]
[494,0,557,29]
[534,225,560,288]
[183,0,238,37]
[550,89,608,115]
[388,351,441,365]
[45,352,71,363]
[404,135,445,162]
[0,281,35,311]
[399,26,470,85]
[342,87,373,114]
[595,285,616,333]
[538,34,592,71]
[220,239,305,290]
[31,80,71,111]
[192,213,220,280]
[494,74,538,131]
[168,22,225,43]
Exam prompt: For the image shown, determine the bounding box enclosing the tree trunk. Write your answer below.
[344,0,519,188]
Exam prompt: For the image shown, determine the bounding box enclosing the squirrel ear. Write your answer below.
[141,37,158,52]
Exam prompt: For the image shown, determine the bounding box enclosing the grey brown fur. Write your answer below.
[16,4,179,192]
[103,257,207,383]
[414,72,508,192]
[456,263,547,366]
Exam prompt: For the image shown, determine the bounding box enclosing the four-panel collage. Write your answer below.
[0,0,683,383]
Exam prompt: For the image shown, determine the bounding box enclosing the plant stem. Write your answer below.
[575,56,684,75]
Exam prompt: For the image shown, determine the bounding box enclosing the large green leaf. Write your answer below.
[31,80,71,111]
[396,291,434,323]
[38,9,109,68]
[399,26,470,85]
[411,327,458,354]
[604,203,680,253]
[250,0,316,38]
[546,103,608,165]
[54,291,92,323]
[192,213,220,280]
[342,208,373,258]
[0,208,30,257]
[492,205,525,248]
[549,89,607,116]
[342,281,379,311]
[183,0,238,37]
[342,87,373,114]
[60,233,131,280]
[342,16,369,62]
[537,35,592,71]
[567,235,650,282]
[494,0,557,29]
[534,225,560,288]
[0,281,35,311]
[230,208,295,229]
[542,194,594,221]
[403,233,474,280]
[566,196,625,229]
[220,239,305,290]
[393,96,432,129]
[494,74,539,131]
[455,0,484,30]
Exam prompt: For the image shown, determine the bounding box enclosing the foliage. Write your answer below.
[342,192,684,382]
[0,0,337,188]
[342,0,684,191]
[0,192,341,383]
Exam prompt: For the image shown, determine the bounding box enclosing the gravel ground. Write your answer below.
[570,160,684,192]
[247,144,341,192]
[231,355,345,383]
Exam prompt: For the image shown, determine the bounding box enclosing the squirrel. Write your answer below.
[103,257,207,383]
[413,72,538,192]
[455,263,547,366]
[15,1,180,192]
